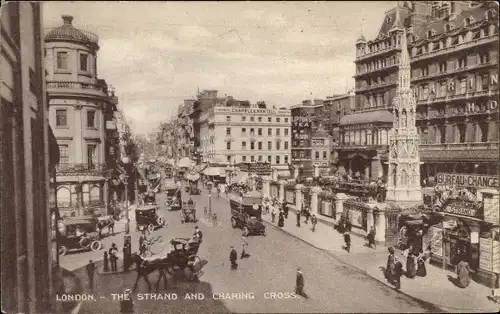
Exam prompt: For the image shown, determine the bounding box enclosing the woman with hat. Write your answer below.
[385,247,396,285]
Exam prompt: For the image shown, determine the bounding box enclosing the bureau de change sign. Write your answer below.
[437,173,499,190]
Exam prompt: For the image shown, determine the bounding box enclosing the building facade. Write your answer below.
[1,2,59,312]
[45,15,118,216]
[323,91,356,167]
[291,99,331,176]
[200,104,291,172]
[341,0,499,182]
[175,99,195,162]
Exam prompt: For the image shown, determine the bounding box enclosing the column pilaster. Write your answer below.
[310,186,322,215]
[295,184,304,211]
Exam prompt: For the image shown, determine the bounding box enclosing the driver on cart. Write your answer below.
[144,189,156,205]
[187,198,194,205]
[192,226,203,243]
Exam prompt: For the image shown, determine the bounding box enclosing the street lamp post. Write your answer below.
[122,156,131,234]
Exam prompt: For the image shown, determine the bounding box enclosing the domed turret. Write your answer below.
[356,34,367,45]
[45,15,99,50]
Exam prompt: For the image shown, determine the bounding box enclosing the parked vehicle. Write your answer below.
[229,190,266,236]
[135,205,166,233]
[58,217,102,255]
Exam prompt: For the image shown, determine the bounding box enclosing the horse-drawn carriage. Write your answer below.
[229,190,266,236]
[58,216,103,255]
[97,215,115,236]
[131,237,203,290]
[180,201,197,223]
[135,205,167,233]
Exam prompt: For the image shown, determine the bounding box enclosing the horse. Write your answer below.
[130,253,170,292]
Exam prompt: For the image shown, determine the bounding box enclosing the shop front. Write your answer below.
[427,180,499,287]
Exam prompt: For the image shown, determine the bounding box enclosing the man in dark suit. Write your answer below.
[86,260,96,290]
[295,267,308,298]
[230,246,238,269]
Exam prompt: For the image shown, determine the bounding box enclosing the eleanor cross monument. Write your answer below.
[385,22,423,207]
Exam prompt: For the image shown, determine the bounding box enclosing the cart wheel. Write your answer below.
[148,224,155,233]
[231,218,237,229]
[243,227,249,237]
[58,245,68,256]
[90,240,102,251]
[157,217,165,226]
[79,237,91,249]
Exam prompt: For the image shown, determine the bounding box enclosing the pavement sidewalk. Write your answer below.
[261,206,499,313]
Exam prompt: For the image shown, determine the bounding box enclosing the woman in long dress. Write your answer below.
[385,247,396,284]
[416,252,427,277]
[278,211,284,228]
[406,251,417,279]
[456,258,472,288]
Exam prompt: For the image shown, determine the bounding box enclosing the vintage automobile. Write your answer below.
[229,190,266,236]
[180,201,197,223]
[135,205,167,233]
[58,217,103,255]
[185,171,201,195]
[165,182,182,211]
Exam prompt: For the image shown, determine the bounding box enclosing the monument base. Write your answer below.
[385,188,423,208]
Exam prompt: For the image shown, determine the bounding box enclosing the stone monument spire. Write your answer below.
[385,28,422,207]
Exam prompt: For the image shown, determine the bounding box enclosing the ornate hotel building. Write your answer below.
[199,103,291,172]
[338,1,499,181]
[45,15,120,215]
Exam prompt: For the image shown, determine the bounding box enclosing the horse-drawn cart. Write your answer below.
[180,202,197,223]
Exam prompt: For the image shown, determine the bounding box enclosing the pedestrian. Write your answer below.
[86,260,96,290]
[230,246,238,269]
[120,288,134,313]
[296,209,301,227]
[109,218,115,236]
[311,213,318,232]
[193,226,203,242]
[385,247,396,285]
[345,219,352,234]
[295,267,308,298]
[241,238,249,259]
[344,229,351,253]
[367,226,376,249]
[283,202,289,219]
[271,208,276,223]
[406,251,418,279]
[416,252,427,277]
[103,251,110,272]
[139,231,147,256]
[394,258,403,290]
[456,256,472,288]
[123,241,131,271]
[278,210,284,228]
[109,243,119,272]
[304,207,310,224]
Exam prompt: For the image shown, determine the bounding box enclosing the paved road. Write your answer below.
[72,187,443,313]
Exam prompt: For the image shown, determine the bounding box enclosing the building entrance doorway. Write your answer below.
[350,155,367,179]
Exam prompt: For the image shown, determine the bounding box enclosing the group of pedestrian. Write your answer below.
[384,245,428,290]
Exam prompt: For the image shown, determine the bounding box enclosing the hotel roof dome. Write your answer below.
[45,15,99,49]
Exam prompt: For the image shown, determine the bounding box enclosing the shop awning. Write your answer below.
[339,110,393,126]
[177,157,192,168]
[234,172,248,184]
[185,172,200,181]
[420,150,499,161]
[48,125,60,169]
[203,167,221,176]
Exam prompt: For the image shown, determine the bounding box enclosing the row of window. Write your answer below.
[226,140,290,150]
[341,129,390,146]
[419,121,493,144]
[56,109,97,128]
[58,143,98,165]
[416,72,495,100]
[226,127,290,136]
[416,52,491,79]
[56,51,89,72]
[226,155,289,164]
[227,116,289,123]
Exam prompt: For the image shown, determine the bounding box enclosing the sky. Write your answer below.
[43,1,395,134]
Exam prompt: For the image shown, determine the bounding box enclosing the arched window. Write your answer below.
[57,187,71,208]
[427,30,433,38]
[464,17,471,27]
[486,10,495,21]
[445,24,452,33]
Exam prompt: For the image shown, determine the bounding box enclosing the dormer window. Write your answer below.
[386,16,392,24]
[485,10,496,21]
[427,29,435,38]
[464,17,471,27]
[445,23,453,32]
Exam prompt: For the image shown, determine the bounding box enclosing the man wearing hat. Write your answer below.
[295,267,308,298]
[229,246,238,269]
[120,288,134,313]
[85,260,96,290]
